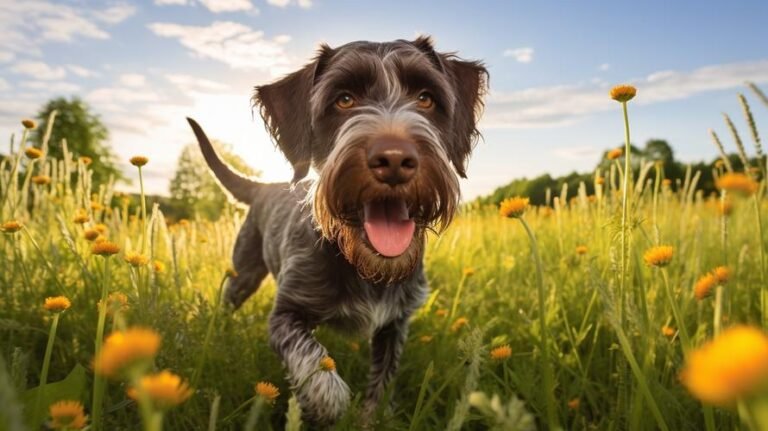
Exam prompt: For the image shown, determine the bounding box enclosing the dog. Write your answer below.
[186,35,487,426]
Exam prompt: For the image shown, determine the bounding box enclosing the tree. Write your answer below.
[169,141,259,220]
[644,139,674,164]
[32,97,125,185]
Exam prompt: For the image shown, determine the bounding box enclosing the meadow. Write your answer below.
[2,85,768,431]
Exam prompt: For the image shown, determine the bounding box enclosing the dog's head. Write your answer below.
[254,36,488,283]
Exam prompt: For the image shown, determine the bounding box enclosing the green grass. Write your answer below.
[2,109,768,430]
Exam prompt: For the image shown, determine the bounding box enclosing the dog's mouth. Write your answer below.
[362,197,416,257]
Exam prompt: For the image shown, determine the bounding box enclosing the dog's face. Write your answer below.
[254,36,487,283]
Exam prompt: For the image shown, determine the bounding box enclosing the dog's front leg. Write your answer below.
[362,316,409,418]
[269,311,351,425]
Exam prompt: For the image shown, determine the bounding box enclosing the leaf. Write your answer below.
[22,364,88,428]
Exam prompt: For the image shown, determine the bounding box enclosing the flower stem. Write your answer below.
[39,313,60,389]
[34,312,60,424]
[192,274,229,388]
[660,269,691,352]
[91,257,111,430]
[138,166,147,253]
[753,194,767,328]
[619,100,633,325]
[519,217,560,430]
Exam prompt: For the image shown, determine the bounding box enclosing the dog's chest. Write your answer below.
[336,287,405,336]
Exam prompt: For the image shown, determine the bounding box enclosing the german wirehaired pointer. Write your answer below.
[187,35,487,426]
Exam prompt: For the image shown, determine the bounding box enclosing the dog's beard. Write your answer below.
[311,108,459,284]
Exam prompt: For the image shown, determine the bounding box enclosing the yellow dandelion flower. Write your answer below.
[124,252,149,267]
[595,177,605,185]
[79,156,92,166]
[90,201,104,212]
[32,175,51,185]
[94,235,107,244]
[694,273,717,301]
[419,335,433,344]
[91,241,120,256]
[94,327,161,378]
[490,344,512,361]
[153,260,166,273]
[130,156,149,167]
[44,296,71,312]
[94,223,108,234]
[99,292,129,314]
[575,245,588,255]
[49,400,87,430]
[435,308,448,317]
[25,147,43,159]
[255,381,280,404]
[681,325,768,406]
[21,119,37,130]
[609,84,637,103]
[607,148,623,160]
[718,199,733,216]
[73,209,89,224]
[713,266,731,284]
[643,245,674,268]
[319,356,336,372]
[716,173,758,196]
[451,317,469,332]
[462,267,475,277]
[499,197,529,218]
[662,325,676,338]
[178,219,190,227]
[1,220,23,234]
[127,370,193,409]
[662,179,672,186]
[567,398,580,410]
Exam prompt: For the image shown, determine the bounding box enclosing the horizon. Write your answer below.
[1,0,768,200]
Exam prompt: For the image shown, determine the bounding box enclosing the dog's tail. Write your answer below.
[186,117,259,203]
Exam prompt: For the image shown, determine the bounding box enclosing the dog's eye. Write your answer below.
[416,91,434,109]
[336,93,356,109]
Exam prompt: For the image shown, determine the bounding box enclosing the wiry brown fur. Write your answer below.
[191,35,487,426]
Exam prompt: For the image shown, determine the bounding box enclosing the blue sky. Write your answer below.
[1,0,767,198]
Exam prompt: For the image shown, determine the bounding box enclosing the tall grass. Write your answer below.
[1,84,768,430]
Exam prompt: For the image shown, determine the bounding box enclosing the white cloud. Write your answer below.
[148,21,292,76]
[0,51,14,63]
[268,0,312,8]
[92,3,136,24]
[598,63,611,71]
[154,0,189,4]
[166,74,230,92]
[119,73,147,87]
[87,87,163,109]
[552,145,601,161]
[66,64,99,78]
[11,61,67,80]
[198,0,256,13]
[503,47,534,64]
[0,78,8,92]
[483,59,768,129]
[20,80,81,93]
[0,1,128,55]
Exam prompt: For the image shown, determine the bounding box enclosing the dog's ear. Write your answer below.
[253,45,332,183]
[411,35,445,72]
[443,56,488,178]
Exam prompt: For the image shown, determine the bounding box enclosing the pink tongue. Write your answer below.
[363,199,415,257]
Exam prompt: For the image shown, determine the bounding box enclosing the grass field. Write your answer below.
[3,87,768,430]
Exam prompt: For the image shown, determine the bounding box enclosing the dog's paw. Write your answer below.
[297,370,351,425]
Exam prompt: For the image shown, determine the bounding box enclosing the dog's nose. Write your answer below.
[367,139,419,186]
